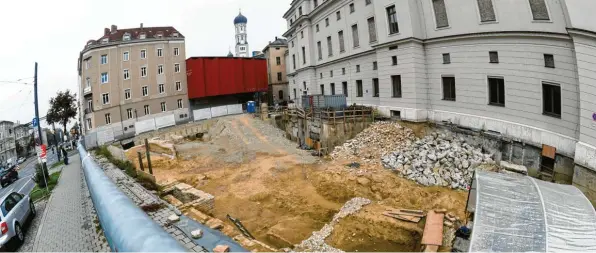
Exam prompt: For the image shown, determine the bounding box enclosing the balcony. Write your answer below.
[84,86,92,94]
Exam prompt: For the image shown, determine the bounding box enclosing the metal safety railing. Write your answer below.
[77,141,187,252]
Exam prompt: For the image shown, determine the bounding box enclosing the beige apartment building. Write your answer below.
[78,24,190,138]
[263,37,289,104]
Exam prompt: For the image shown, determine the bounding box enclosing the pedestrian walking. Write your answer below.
[61,146,69,165]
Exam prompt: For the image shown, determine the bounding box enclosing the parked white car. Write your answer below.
[0,192,35,249]
[17,158,25,165]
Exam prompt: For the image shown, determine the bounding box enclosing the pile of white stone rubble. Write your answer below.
[331,121,416,164]
[381,131,495,190]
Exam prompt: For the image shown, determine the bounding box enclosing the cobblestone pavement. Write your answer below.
[15,200,47,252]
[32,154,108,252]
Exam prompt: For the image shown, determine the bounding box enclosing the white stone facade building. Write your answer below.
[283,0,596,202]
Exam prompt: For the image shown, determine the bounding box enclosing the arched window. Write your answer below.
[279,90,284,100]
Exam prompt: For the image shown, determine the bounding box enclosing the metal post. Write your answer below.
[33,62,49,192]
[144,139,153,175]
[137,152,144,171]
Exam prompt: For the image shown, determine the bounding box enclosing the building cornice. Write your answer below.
[424,31,570,44]
[567,28,596,40]
[80,37,185,55]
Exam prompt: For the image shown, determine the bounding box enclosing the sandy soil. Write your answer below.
[125,115,468,252]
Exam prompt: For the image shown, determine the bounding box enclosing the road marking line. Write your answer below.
[18,178,33,193]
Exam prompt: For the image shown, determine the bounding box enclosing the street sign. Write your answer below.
[32,118,38,127]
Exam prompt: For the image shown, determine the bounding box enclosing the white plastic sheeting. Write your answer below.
[193,108,212,121]
[135,119,156,135]
[470,171,596,252]
[155,114,176,129]
[226,104,243,115]
[210,106,228,118]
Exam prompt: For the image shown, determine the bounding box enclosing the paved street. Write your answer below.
[0,152,59,199]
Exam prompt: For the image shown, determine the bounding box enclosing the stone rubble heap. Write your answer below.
[296,197,372,252]
[381,132,495,190]
[331,122,416,164]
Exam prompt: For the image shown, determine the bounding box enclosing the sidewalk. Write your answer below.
[32,154,108,252]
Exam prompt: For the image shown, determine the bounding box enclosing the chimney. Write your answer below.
[104,28,110,35]
[275,36,278,40]
[111,25,117,33]
[140,23,144,29]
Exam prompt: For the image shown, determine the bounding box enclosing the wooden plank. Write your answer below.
[423,245,439,252]
[542,144,556,159]
[421,210,444,246]
[400,208,425,215]
[385,209,426,218]
[382,212,422,223]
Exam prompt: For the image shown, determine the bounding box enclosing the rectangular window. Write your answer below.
[350,3,355,13]
[120,69,128,80]
[352,24,360,48]
[144,105,150,115]
[141,50,147,59]
[373,61,378,70]
[316,24,320,32]
[432,0,449,28]
[102,93,110,104]
[356,80,363,97]
[176,81,182,91]
[302,47,307,64]
[330,70,334,77]
[124,89,131,100]
[327,36,333,56]
[86,78,91,87]
[174,48,180,56]
[366,0,371,5]
[157,48,163,57]
[392,75,402,98]
[477,0,496,22]
[337,11,341,20]
[443,53,451,64]
[174,64,180,73]
[442,76,456,101]
[158,65,164,75]
[299,6,303,16]
[178,99,183,109]
[325,18,329,27]
[161,102,167,112]
[141,67,147,77]
[342,68,346,75]
[320,73,323,79]
[123,52,129,61]
[489,51,499,63]
[314,0,318,7]
[387,6,399,34]
[488,77,505,106]
[101,73,109,84]
[367,17,377,43]
[294,88,297,99]
[292,54,296,69]
[158,84,165,94]
[317,42,322,60]
[392,56,398,65]
[338,31,345,52]
[543,82,561,117]
[320,84,325,95]
[86,118,92,130]
[301,31,304,39]
[142,86,149,97]
[544,54,555,68]
[126,109,133,119]
[373,78,379,97]
[330,83,336,95]
[101,54,108,64]
[529,0,550,20]
[105,114,111,125]
[85,60,90,69]
[276,57,281,65]
[356,65,360,72]
[342,82,348,97]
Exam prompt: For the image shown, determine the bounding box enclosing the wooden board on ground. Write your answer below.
[421,210,444,246]
[382,212,422,223]
[385,208,426,218]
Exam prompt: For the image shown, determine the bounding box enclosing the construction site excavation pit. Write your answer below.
[125,114,469,252]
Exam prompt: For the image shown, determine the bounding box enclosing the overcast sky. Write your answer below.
[0,0,289,129]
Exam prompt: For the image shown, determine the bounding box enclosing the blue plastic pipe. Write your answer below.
[77,142,188,252]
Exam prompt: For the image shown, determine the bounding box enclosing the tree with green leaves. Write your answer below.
[46,90,78,138]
